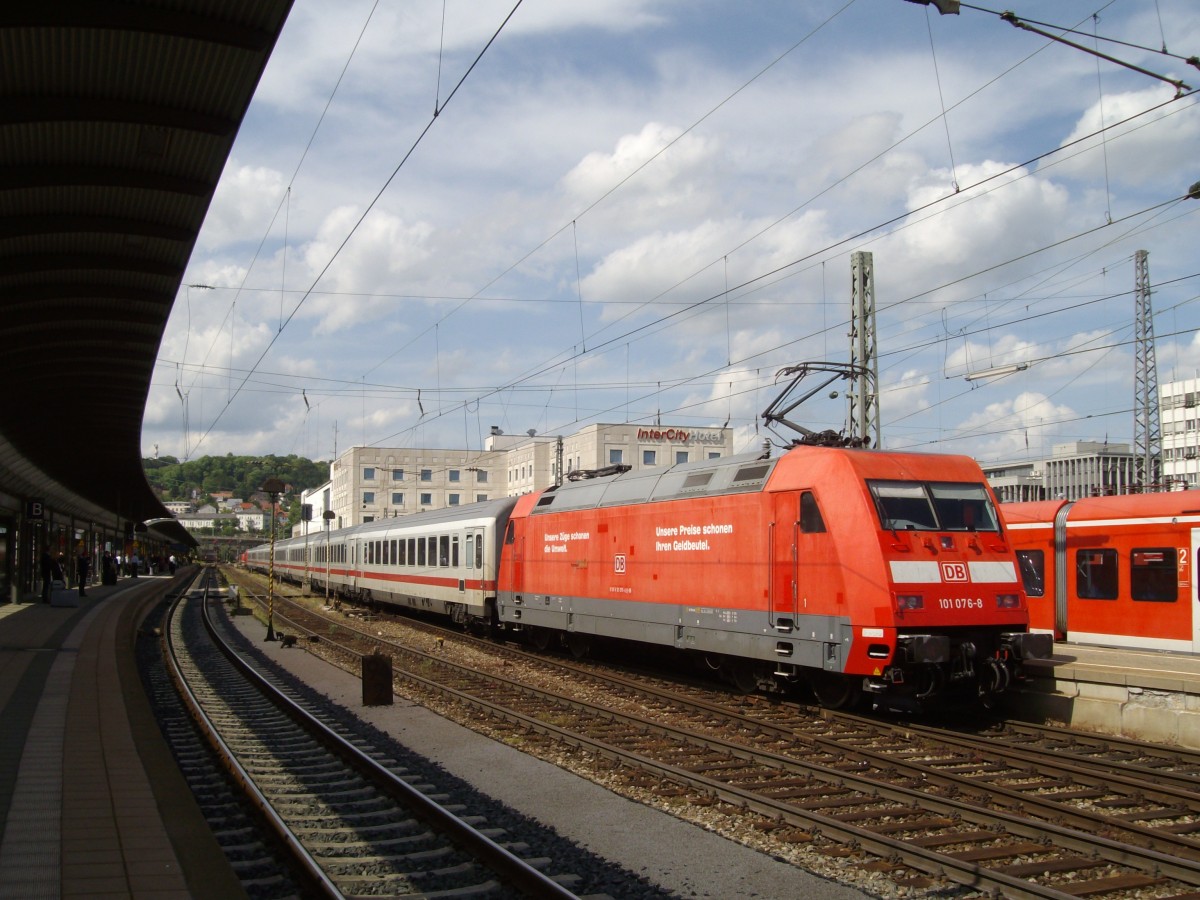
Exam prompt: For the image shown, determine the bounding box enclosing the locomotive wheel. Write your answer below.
[564,632,591,659]
[808,672,861,710]
[729,662,759,694]
[529,627,553,651]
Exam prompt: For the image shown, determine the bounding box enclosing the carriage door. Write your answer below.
[1191,528,1200,652]
[770,493,797,632]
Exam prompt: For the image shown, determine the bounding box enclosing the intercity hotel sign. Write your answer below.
[636,428,724,445]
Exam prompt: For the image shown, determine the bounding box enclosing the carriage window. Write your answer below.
[475,534,484,568]
[800,491,826,533]
[439,535,450,566]
[417,538,426,566]
[505,521,516,545]
[1131,548,1177,602]
[466,534,474,569]
[451,535,460,567]
[429,536,439,566]
[1017,550,1045,597]
[1076,549,1118,600]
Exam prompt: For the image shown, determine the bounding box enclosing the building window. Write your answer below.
[448,494,460,506]
[609,449,624,465]
[421,468,432,482]
[476,470,488,483]
[643,450,656,466]
[477,494,488,502]
[392,492,404,505]
[362,491,375,504]
[392,469,404,481]
[675,451,689,464]
[708,452,721,459]
[363,467,375,480]
[420,492,432,505]
[449,470,460,482]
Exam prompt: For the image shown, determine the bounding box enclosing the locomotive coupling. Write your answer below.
[1001,632,1053,660]
[898,634,950,664]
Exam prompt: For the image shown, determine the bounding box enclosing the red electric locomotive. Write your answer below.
[1003,493,1200,651]
[497,445,1049,709]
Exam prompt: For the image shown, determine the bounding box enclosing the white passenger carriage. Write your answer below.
[246,497,519,630]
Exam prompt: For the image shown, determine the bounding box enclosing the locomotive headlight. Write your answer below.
[995,593,1021,609]
[896,593,924,611]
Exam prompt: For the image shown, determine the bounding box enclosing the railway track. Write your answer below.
[164,570,584,898]
[225,566,1200,898]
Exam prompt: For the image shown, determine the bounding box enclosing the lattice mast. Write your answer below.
[848,251,880,447]
[1133,249,1161,490]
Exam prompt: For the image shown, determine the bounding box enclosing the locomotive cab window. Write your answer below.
[1131,548,1177,602]
[1016,550,1045,597]
[869,480,998,532]
[800,492,826,533]
[1076,549,1118,600]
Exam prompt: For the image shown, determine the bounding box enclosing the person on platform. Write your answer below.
[39,550,53,603]
[102,551,116,585]
[77,549,90,597]
[129,551,140,578]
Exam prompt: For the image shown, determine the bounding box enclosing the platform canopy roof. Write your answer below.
[0,1,295,546]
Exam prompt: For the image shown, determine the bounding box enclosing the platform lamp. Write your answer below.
[323,509,336,605]
[260,477,286,641]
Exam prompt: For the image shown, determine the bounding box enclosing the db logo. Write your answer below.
[941,561,968,582]
[613,554,627,574]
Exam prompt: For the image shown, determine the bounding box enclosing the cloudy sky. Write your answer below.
[144,0,1200,467]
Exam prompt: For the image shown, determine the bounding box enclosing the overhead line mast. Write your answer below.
[1132,249,1161,491]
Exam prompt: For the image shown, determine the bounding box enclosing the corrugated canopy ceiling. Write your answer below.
[0,1,295,545]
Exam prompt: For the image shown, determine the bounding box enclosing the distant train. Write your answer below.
[1003,493,1200,651]
[246,445,1050,709]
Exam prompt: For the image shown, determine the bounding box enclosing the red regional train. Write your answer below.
[1002,493,1200,651]
[246,445,1050,709]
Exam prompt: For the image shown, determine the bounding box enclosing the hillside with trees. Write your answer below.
[143,454,328,506]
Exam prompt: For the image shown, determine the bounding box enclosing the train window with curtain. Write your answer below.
[1131,548,1177,602]
[800,491,826,533]
[1016,550,1044,597]
[1076,549,1118,599]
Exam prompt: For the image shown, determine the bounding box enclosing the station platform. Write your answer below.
[1019,642,1200,749]
[0,571,243,900]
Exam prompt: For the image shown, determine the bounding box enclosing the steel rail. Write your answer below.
[197,587,582,900]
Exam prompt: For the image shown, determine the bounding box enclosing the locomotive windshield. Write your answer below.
[869,480,999,532]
